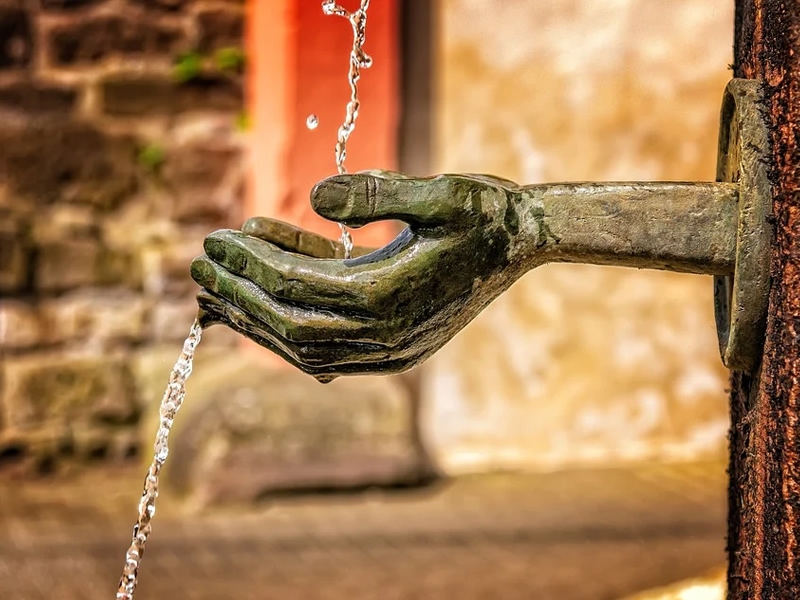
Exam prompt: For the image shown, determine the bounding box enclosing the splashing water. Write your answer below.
[322,0,373,259]
[306,114,319,130]
[115,320,202,600]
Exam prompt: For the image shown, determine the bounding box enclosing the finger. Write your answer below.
[198,293,338,382]
[242,217,340,258]
[191,256,386,342]
[196,291,395,366]
[197,292,425,380]
[311,172,492,228]
[242,217,376,259]
[202,230,385,317]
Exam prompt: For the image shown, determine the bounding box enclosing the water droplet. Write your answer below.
[306,114,319,130]
[359,54,373,68]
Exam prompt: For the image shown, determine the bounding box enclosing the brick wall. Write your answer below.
[0,0,245,474]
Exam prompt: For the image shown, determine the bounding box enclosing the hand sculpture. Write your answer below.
[191,170,737,382]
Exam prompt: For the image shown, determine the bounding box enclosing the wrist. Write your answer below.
[509,185,562,268]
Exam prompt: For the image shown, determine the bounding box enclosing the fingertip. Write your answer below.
[203,229,242,261]
[190,256,217,289]
[241,217,268,237]
[311,175,356,222]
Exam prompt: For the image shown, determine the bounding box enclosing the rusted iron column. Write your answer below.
[728,1,800,598]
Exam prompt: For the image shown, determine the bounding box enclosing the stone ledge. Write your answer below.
[135,349,432,506]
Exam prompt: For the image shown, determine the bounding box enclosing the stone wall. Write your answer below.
[423,0,735,473]
[0,0,245,474]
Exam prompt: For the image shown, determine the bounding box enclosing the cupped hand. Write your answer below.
[191,171,528,381]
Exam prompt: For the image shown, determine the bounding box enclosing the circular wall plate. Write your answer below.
[714,79,772,372]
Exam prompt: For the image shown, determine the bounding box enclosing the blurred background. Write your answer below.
[0,0,733,598]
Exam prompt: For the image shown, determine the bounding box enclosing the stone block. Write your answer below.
[100,76,177,116]
[30,204,97,242]
[0,213,29,294]
[102,202,177,251]
[34,234,136,292]
[128,0,190,12]
[149,298,199,341]
[134,351,430,505]
[197,6,243,53]
[69,423,114,461]
[140,237,203,296]
[101,73,242,116]
[0,427,64,475]
[0,300,41,351]
[96,245,138,286]
[162,144,240,222]
[0,7,33,71]
[179,76,243,111]
[1,354,137,430]
[0,122,138,208]
[39,292,148,346]
[47,14,186,66]
[34,238,99,292]
[41,0,111,10]
[0,81,77,116]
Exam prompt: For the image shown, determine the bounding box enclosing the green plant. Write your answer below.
[215,47,246,74]
[235,110,251,132]
[138,143,166,174]
[173,52,203,83]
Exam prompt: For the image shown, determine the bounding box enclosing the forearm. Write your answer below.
[513,182,739,276]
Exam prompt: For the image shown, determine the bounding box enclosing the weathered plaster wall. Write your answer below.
[423,0,734,473]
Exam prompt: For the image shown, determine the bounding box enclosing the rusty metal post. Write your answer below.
[728,1,800,598]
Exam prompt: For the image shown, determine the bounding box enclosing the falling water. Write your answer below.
[115,320,202,600]
[321,0,373,259]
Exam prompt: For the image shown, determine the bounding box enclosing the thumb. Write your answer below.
[310,171,474,228]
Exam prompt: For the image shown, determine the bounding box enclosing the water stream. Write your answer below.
[320,0,373,259]
[115,321,202,600]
